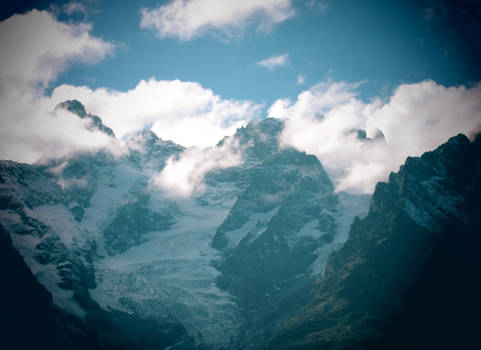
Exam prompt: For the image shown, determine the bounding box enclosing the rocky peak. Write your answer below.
[128,128,160,146]
[126,128,184,171]
[56,100,115,138]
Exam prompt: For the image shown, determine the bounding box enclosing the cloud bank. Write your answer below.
[256,54,290,71]
[49,79,262,148]
[0,9,261,163]
[140,0,294,40]
[0,9,116,163]
[0,9,113,93]
[269,80,481,193]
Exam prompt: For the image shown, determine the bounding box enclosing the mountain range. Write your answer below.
[1,100,479,349]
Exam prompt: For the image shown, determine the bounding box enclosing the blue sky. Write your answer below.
[2,0,480,105]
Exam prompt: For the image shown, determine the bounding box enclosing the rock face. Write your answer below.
[271,133,481,349]
[0,103,370,349]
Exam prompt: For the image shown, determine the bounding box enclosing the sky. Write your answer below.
[0,0,480,193]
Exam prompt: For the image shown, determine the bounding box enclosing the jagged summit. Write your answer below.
[126,128,184,171]
[57,99,87,117]
[233,118,284,144]
[132,128,159,142]
[215,118,285,164]
[56,100,115,137]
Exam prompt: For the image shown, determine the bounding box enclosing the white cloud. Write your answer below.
[0,94,119,163]
[0,10,116,163]
[140,0,294,41]
[151,137,243,197]
[63,2,88,16]
[269,80,481,194]
[0,9,262,164]
[297,74,306,85]
[48,78,262,148]
[0,9,113,92]
[256,53,290,71]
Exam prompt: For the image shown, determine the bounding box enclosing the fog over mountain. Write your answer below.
[1,1,480,349]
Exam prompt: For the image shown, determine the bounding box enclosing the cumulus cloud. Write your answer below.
[0,96,119,163]
[256,53,290,71]
[151,137,243,197]
[48,78,262,148]
[269,80,481,193]
[140,0,294,41]
[0,9,113,92]
[0,9,116,163]
[0,9,261,163]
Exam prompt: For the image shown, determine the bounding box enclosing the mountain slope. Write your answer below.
[270,133,481,349]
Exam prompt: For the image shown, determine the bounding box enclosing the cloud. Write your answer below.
[0,9,262,164]
[0,9,113,92]
[48,78,262,148]
[297,74,306,85]
[269,80,481,194]
[256,53,290,71]
[140,0,294,41]
[151,137,243,197]
[63,2,88,16]
[0,10,116,163]
[0,94,119,163]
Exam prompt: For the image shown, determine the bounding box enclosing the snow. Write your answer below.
[26,205,83,248]
[0,209,22,231]
[84,163,144,226]
[0,140,376,348]
[90,195,244,348]
[309,192,370,275]
[5,222,86,317]
[225,206,280,248]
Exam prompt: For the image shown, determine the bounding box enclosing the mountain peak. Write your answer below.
[56,100,115,138]
[56,99,87,118]
[132,128,159,142]
[216,118,285,162]
[240,118,284,137]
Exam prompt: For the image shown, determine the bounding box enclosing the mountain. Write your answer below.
[3,100,479,349]
[0,101,369,349]
[270,133,481,349]
[211,120,370,348]
[56,99,116,137]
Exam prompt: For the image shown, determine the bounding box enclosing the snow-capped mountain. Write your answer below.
[0,101,369,349]
[4,100,479,349]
